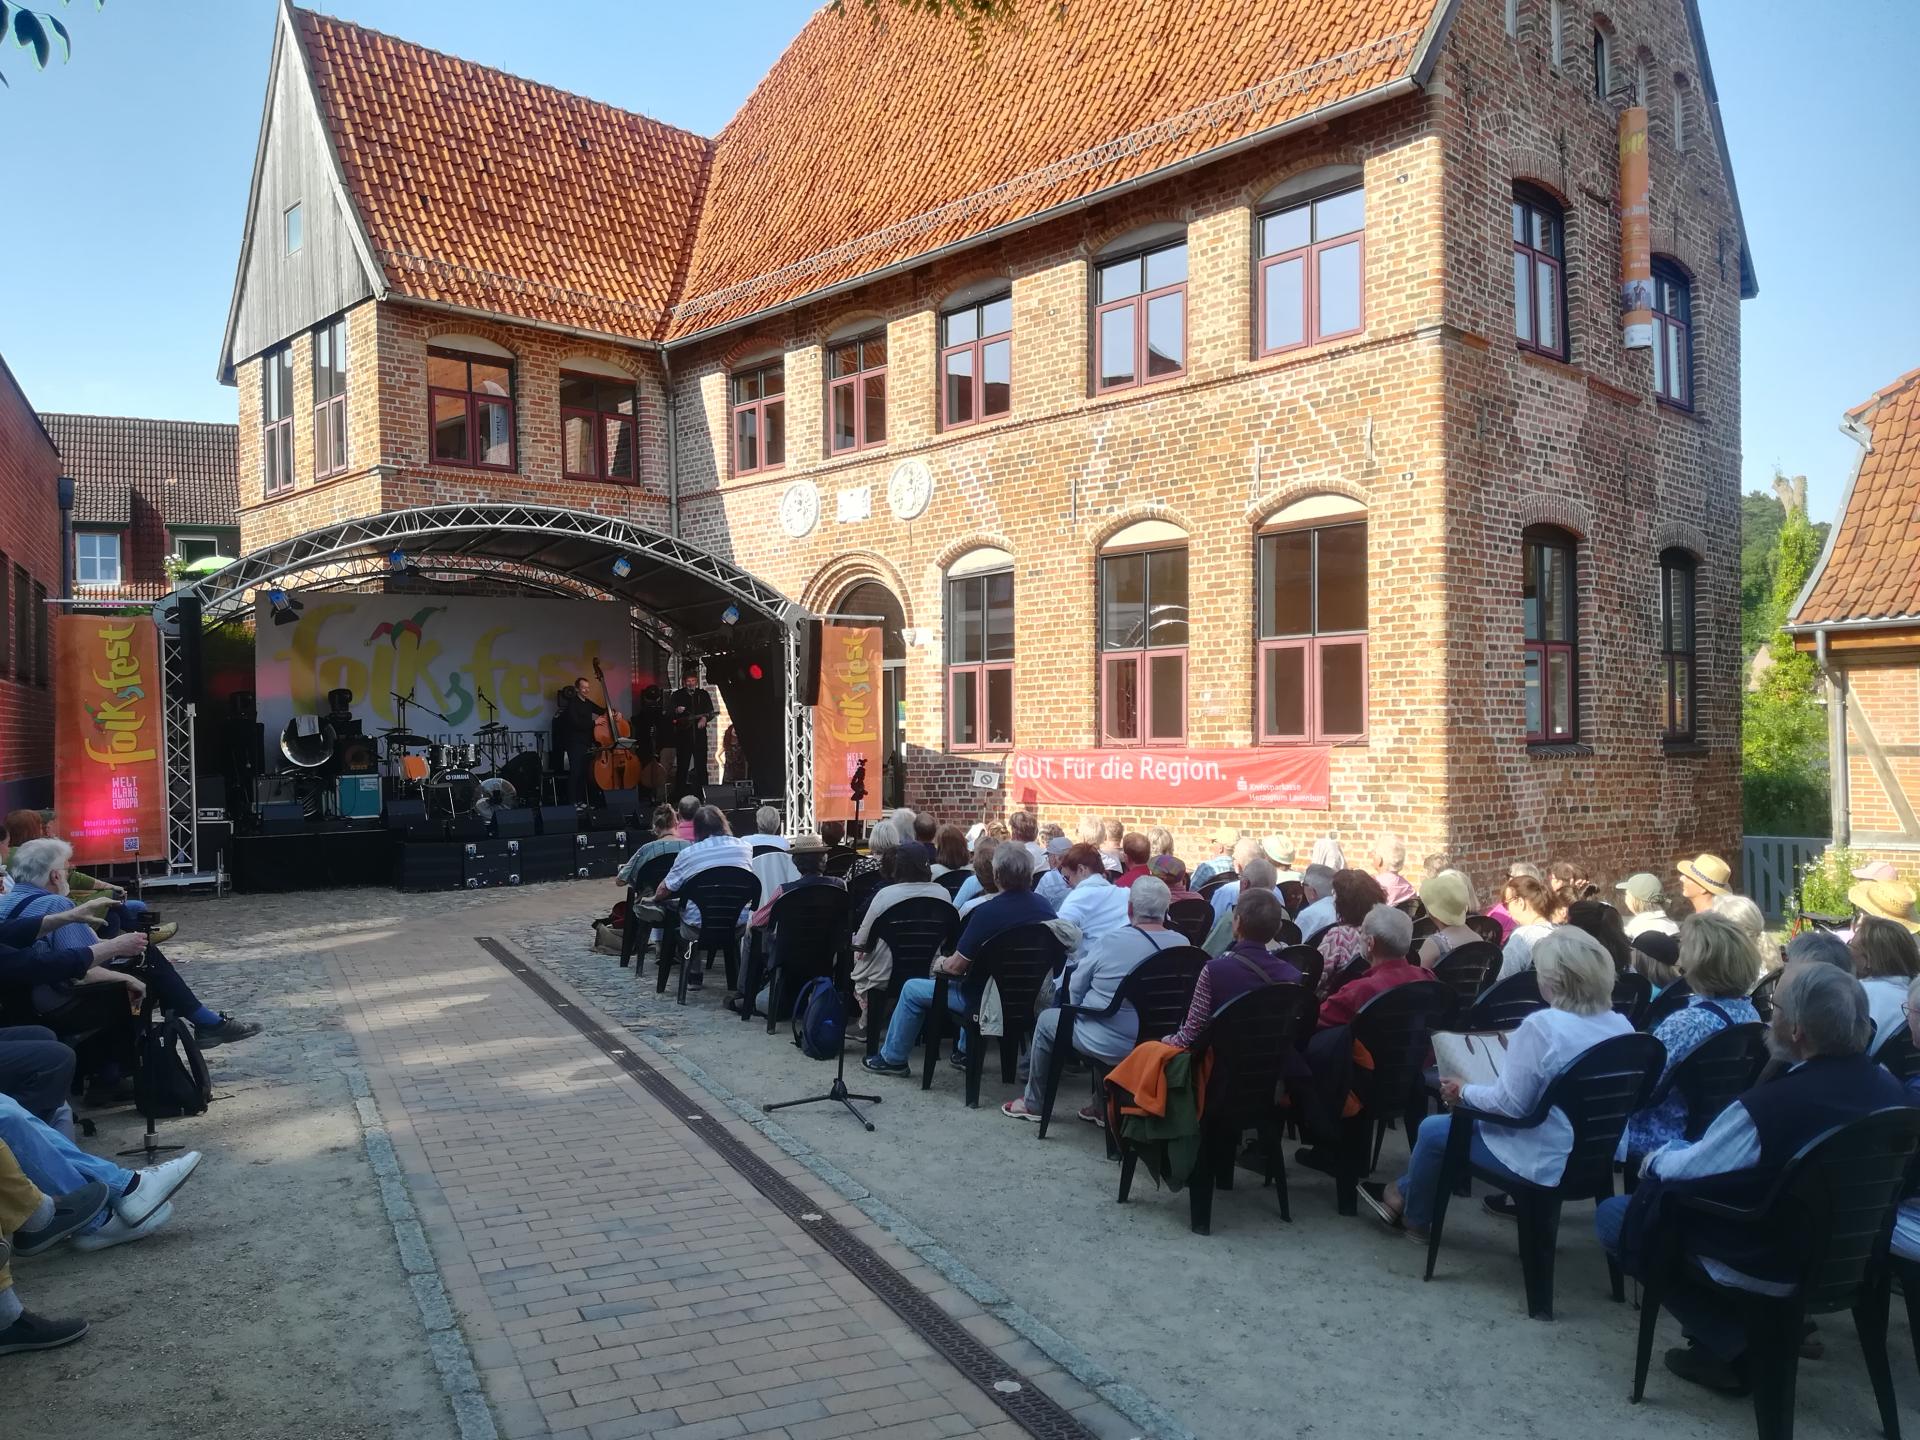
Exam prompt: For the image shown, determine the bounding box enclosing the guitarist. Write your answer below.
[559,676,607,807]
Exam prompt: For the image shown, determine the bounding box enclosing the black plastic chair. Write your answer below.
[1198,873,1234,902]
[756,884,851,1029]
[935,869,970,898]
[1279,881,1307,914]
[1277,945,1324,998]
[1114,982,1309,1233]
[1334,980,1453,1214]
[1274,918,1303,948]
[1749,969,1780,1023]
[1411,914,1439,942]
[1428,941,1500,1019]
[861,898,959,1057]
[1459,969,1546,1031]
[1036,944,1204,1137]
[923,923,1064,1107]
[1612,971,1652,1027]
[618,851,678,970]
[1616,1021,1768,1206]
[1640,977,1693,1032]
[1424,1031,1665,1319]
[657,866,760,1005]
[749,842,783,858]
[845,868,888,928]
[823,849,859,879]
[1302,925,1334,951]
[1164,897,1214,947]
[1876,1025,1920,1081]
[1465,914,1505,946]
[1631,1108,1920,1440]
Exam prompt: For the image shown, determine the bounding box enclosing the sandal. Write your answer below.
[1359,1181,1405,1230]
[1000,1098,1041,1123]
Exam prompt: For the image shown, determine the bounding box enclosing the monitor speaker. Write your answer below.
[798,618,823,706]
[260,802,306,835]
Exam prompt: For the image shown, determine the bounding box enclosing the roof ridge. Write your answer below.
[40,412,239,431]
[289,3,714,148]
[1847,365,1920,420]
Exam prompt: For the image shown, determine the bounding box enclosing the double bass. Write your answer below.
[589,657,641,793]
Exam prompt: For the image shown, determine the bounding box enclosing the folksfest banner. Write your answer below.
[1618,106,1653,349]
[813,624,882,822]
[1007,747,1331,811]
[54,613,168,865]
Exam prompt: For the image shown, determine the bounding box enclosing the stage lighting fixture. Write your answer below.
[748,663,764,680]
[387,547,406,572]
[721,603,740,626]
[611,555,633,578]
[267,587,304,627]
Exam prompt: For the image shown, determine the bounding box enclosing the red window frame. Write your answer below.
[1523,528,1579,743]
[560,371,639,483]
[1651,260,1693,410]
[1256,187,1367,356]
[1661,550,1698,742]
[729,360,786,477]
[427,349,517,473]
[939,294,1012,430]
[312,316,348,480]
[1093,240,1188,395]
[262,343,294,495]
[826,334,887,454]
[1255,520,1370,744]
[945,569,1015,751]
[1098,545,1188,746]
[1512,187,1568,360]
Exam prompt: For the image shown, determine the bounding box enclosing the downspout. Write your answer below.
[661,350,680,540]
[56,476,74,597]
[1817,628,1850,846]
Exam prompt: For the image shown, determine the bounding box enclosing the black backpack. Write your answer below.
[136,1014,211,1119]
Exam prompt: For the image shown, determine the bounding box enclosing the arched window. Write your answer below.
[729,355,785,476]
[1661,549,1698,741]
[1671,74,1691,151]
[1257,496,1368,744]
[1099,521,1188,745]
[1523,526,1579,742]
[1549,0,1566,66]
[1504,0,1519,38]
[1093,226,1187,394]
[946,548,1014,750]
[1256,169,1365,355]
[1592,25,1612,100]
[1512,185,1567,360]
[939,286,1011,429]
[1651,259,1693,409]
[827,329,887,454]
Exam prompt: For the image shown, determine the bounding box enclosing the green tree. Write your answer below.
[1742,491,1829,834]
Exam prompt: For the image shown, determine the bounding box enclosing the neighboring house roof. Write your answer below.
[1791,368,1920,628]
[292,5,711,342]
[41,414,241,533]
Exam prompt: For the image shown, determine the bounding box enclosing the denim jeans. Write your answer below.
[1593,1193,1749,1360]
[0,1026,75,1120]
[878,977,968,1067]
[1396,1111,1527,1229]
[0,1092,133,1199]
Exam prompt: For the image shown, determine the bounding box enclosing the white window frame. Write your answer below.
[173,535,222,564]
[76,532,122,588]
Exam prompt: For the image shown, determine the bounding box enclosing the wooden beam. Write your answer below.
[1848,691,1920,840]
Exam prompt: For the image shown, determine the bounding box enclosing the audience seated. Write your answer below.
[1315,870,1388,995]
[1372,834,1414,906]
[1549,859,1599,916]
[1495,873,1557,980]
[1001,877,1184,1124]
[1263,833,1300,883]
[1366,928,1629,1235]
[0,1091,200,1252]
[748,806,800,900]
[6,811,175,944]
[1201,858,1276,954]
[850,845,951,1035]
[930,824,971,878]
[1294,905,1427,1149]
[1486,861,1543,940]
[1850,912,1920,1052]
[1054,843,1127,963]
[1009,811,1046,868]
[1097,820,1126,875]
[0,1137,105,1355]
[1293,865,1337,939]
[912,811,938,848]
[672,793,700,840]
[1618,872,1679,937]
[864,844,1049,1076]
[654,805,753,988]
[1622,913,1763,1166]
[739,834,844,1013]
[1113,833,1151,889]
[1596,962,1903,1396]
[1146,826,1176,861]
[1148,854,1198,903]
[1708,892,1779,972]
[1035,836,1073,907]
[1629,930,1681,994]
[1191,827,1240,887]
[1161,889,1298,1053]
[1675,852,1734,910]
[1308,836,1347,870]
[1564,898,1632,974]
[1206,839,1265,920]
[1415,870,1478,965]
[1890,972,1920,1265]
[845,818,899,891]
[955,836,999,912]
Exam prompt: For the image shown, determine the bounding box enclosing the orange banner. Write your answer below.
[1619,106,1652,349]
[813,624,883,823]
[54,613,167,866]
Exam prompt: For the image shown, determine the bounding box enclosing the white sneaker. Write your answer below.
[115,1152,201,1227]
[71,1200,171,1251]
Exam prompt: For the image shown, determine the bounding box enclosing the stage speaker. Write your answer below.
[727,806,758,839]
[704,782,750,809]
[260,802,306,835]
[447,814,489,842]
[230,690,257,723]
[338,736,378,775]
[394,842,465,892]
[537,804,579,836]
[798,617,823,706]
[591,789,640,828]
[385,798,426,829]
[493,807,535,838]
[172,593,203,707]
[196,820,232,872]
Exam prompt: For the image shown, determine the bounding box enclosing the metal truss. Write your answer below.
[158,627,198,873]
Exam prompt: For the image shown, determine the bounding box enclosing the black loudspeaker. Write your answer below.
[196,820,232,871]
[798,618,823,706]
[385,798,426,829]
[591,789,640,828]
[727,806,758,839]
[704,782,750,809]
[518,834,576,882]
[394,842,465,891]
[260,802,306,835]
[447,814,489,841]
[338,737,378,774]
[538,804,579,836]
[493,807,535,838]
[174,593,203,706]
[231,690,258,723]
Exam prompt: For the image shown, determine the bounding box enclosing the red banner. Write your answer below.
[1619,106,1653,349]
[813,624,883,822]
[54,613,168,865]
[1006,747,1330,811]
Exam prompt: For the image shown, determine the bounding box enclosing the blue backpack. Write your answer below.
[791,977,845,1060]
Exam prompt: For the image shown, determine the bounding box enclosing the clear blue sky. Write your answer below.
[4,0,1915,525]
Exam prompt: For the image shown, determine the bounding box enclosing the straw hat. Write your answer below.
[1420,871,1472,927]
[1849,879,1920,934]
[1212,825,1240,848]
[1675,853,1733,896]
[790,833,828,856]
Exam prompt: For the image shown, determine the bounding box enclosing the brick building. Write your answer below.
[38,413,240,603]
[0,354,62,809]
[220,0,1753,888]
[1788,368,1920,874]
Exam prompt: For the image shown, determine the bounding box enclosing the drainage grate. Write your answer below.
[476,937,1104,1440]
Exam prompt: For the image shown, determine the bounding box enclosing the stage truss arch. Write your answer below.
[158,503,815,875]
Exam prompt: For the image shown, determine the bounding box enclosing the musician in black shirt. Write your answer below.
[668,663,714,799]
[558,677,606,805]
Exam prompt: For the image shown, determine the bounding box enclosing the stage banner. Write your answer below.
[813,624,882,822]
[1618,106,1653,349]
[1007,747,1331,811]
[254,592,631,746]
[54,612,168,865]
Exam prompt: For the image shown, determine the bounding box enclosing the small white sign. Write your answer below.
[836,486,871,523]
[970,768,1001,791]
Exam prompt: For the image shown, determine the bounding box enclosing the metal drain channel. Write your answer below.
[476,937,1103,1440]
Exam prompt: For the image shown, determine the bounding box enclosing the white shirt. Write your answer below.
[1055,875,1129,965]
[1461,1007,1633,1186]
[1642,1096,1791,1294]
[1294,894,1336,938]
[750,837,799,912]
[1624,909,1679,939]
[1864,976,1908,1054]
[1497,921,1555,981]
[662,834,754,928]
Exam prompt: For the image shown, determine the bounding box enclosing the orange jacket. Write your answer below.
[1105,1039,1214,1121]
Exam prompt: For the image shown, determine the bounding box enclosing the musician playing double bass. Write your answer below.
[559,676,606,806]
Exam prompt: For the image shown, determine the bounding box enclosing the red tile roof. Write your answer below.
[1795,369,1920,626]
[289,0,1441,343]
[41,414,241,530]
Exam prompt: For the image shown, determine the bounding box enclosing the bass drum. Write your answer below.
[424,769,480,818]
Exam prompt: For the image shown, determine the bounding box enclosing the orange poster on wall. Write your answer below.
[813,624,882,823]
[54,613,168,866]
[1619,106,1653,349]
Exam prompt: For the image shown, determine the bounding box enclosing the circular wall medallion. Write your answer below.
[778,480,820,538]
[887,458,933,521]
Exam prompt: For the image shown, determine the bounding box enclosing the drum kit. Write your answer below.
[381,703,541,820]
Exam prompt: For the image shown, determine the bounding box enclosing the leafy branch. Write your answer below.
[0,0,103,89]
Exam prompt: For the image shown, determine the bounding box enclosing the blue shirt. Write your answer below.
[2,885,91,954]
[953,874,984,908]
[954,889,1056,961]
[1624,994,1760,1160]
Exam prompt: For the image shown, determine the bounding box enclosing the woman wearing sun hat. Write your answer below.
[1416,870,1479,965]
[1617,873,1679,938]
[1849,879,1920,1051]
[1674,852,1734,910]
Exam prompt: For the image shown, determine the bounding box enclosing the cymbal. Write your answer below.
[381,731,430,747]
[475,722,509,734]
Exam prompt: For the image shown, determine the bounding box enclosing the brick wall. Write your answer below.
[0,361,61,807]
[1844,662,1920,840]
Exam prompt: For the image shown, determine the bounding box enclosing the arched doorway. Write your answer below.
[835,580,907,811]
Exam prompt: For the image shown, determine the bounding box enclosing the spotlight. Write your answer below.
[748,663,764,680]
[611,556,633,579]
[267,587,304,628]
[387,547,406,572]
[721,603,740,626]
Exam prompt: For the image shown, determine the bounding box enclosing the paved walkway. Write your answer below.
[325,889,1140,1440]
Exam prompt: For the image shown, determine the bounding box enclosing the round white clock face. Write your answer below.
[887,458,933,521]
[778,480,820,538]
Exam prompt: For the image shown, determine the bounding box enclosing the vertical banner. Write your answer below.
[1618,106,1652,349]
[813,624,882,823]
[54,613,168,866]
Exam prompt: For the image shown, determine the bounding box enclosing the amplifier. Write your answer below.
[537,804,580,836]
[260,802,307,835]
[463,854,521,888]
[336,775,383,819]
